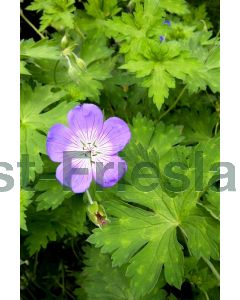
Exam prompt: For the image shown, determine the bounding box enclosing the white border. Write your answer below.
[221,0,240,299]
[0,0,20,299]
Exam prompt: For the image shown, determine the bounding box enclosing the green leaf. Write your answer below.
[89,194,219,298]
[35,179,73,211]
[84,0,121,19]
[88,137,220,298]
[199,191,220,221]
[205,47,220,93]
[158,137,220,195]
[158,0,189,15]
[27,32,114,102]
[27,0,76,31]
[75,246,168,300]
[121,42,203,109]
[107,2,218,109]
[20,39,60,60]
[124,115,184,182]
[184,257,219,295]
[149,123,184,156]
[88,196,184,298]
[74,0,121,38]
[105,1,167,57]
[20,189,34,231]
[20,83,76,182]
[79,32,113,65]
[169,105,218,144]
[128,114,155,148]
[130,0,189,15]
[186,32,220,94]
[25,197,88,255]
[20,39,61,77]
[20,61,31,75]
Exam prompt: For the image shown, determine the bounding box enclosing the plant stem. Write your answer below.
[158,85,187,122]
[61,261,65,297]
[55,281,75,300]
[204,29,220,63]
[179,226,192,256]
[71,239,81,261]
[20,9,46,40]
[202,257,220,283]
[86,189,93,205]
[53,59,60,84]
[180,227,220,284]
[214,121,219,136]
[33,251,39,277]
[202,290,210,300]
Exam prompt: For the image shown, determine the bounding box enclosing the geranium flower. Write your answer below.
[163,20,171,26]
[46,104,131,193]
[159,35,165,42]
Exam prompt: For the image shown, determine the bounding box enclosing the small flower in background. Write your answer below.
[163,20,171,26]
[46,104,131,193]
[159,20,171,42]
[159,35,165,42]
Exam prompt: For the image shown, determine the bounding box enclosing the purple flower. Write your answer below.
[163,20,171,26]
[46,104,131,193]
[159,35,165,42]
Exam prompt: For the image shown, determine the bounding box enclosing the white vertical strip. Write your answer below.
[0,0,20,299]
[221,0,240,299]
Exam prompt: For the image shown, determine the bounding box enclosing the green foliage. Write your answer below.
[26,31,114,101]
[20,83,76,182]
[35,179,73,211]
[84,0,121,19]
[75,247,168,300]
[25,196,88,255]
[121,41,202,109]
[88,130,220,298]
[104,0,219,109]
[184,257,220,297]
[27,0,76,31]
[128,113,184,151]
[20,60,31,75]
[20,39,61,75]
[200,190,220,221]
[20,39,60,60]
[20,190,34,231]
[20,0,220,299]
[62,31,114,101]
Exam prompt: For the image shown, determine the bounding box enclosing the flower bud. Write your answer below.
[68,64,79,80]
[61,35,69,49]
[87,201,108,227]
[75,57,87,70]
[62,44,76,57]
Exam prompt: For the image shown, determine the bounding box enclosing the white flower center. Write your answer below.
[81,141,101,163]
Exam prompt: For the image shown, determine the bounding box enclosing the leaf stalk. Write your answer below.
[158,85,187,121]
[86,189,94,205]
[20,9,45,40]
[202,256,220,283]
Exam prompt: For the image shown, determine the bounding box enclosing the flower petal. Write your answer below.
[96,117,131,155]
[46,124,76,162]
[56,158,92,193]
[68,104,103,144]
[92,155,127,187]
